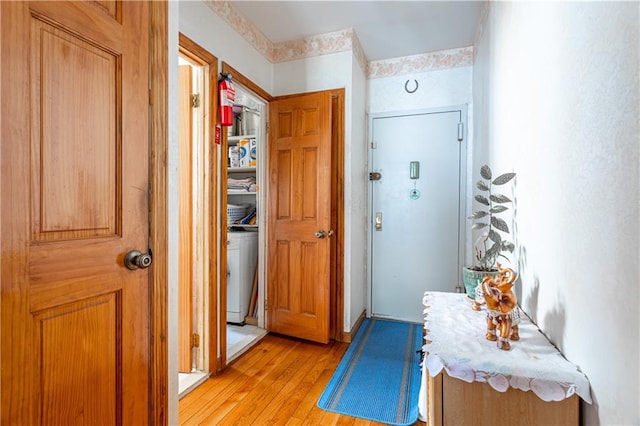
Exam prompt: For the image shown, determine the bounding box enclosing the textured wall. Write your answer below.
[367,66,472,114]
[349,56,368,330]
[473,2,639,424]
[179,1,273,93]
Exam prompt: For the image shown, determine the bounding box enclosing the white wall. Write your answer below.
[349,56,368,330]
[474,2,639,424]
[179,1,273,92]
[367,66,473,114]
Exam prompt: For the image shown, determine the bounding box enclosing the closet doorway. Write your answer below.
[223,82,268,364]
[177,34,219,397]
[218,63,346,371]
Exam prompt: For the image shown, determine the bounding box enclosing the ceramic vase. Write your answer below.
[461,267,499,300]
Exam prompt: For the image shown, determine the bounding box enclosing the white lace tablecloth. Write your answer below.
[422,291,592,404]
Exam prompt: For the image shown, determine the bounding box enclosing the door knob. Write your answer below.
[124,250,152,270]
[315,230,326,239]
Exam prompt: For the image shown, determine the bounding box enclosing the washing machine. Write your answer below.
[227,231,258,323]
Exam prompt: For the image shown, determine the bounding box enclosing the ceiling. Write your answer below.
[230,1,485,62]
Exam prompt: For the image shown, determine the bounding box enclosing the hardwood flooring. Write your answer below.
[179,333,426,425]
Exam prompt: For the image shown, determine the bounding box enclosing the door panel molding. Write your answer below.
[36,293,120,424]
[30,18,120,241]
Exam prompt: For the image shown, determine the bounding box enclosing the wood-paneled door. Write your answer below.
[267,91,332,343]
[1,1,151,423]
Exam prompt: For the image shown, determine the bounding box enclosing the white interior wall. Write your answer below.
[473,2,639,424]
[367,67,473,114]
[349,55,368,330]
[178,1,273,93]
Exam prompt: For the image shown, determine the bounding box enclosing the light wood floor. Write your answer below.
[179,333,426,425]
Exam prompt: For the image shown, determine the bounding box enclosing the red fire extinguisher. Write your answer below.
[218,73,235,127]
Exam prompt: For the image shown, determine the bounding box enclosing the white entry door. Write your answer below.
[370,108,465,323]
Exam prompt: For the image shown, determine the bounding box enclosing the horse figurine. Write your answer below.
[480,264,520,350]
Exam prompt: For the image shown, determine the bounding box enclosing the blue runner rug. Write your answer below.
[317,318,422,425]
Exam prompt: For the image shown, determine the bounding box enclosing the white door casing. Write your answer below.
[368,107,467,323]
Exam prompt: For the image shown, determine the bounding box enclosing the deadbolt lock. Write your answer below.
[375,212,382,231]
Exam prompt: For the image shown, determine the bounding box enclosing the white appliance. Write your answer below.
[227,231,258,323]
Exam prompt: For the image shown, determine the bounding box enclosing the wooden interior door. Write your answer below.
[1,2,150,424]
[178,64,194,373]
[267,91,332,343]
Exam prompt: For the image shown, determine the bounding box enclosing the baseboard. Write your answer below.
[340,310,366,343]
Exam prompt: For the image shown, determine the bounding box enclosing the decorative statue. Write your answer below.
[480,264,520,350]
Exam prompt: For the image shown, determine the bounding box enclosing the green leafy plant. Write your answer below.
[468,164,516,271]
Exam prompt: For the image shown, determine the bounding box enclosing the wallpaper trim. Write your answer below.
[366,47,474,79]
[205,0,471,77]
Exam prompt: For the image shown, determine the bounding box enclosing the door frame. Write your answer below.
[178,33,220,376]
[366,105,468,318]
[150,2,168,423]
[219,62,274,369]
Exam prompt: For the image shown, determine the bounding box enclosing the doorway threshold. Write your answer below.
[227,324,268,363]
[178,371,209,399]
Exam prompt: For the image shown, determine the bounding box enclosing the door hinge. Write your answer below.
[371,141,377,149]
[191,93,201,108]
[191,333,200,348]
[457,122,464,142]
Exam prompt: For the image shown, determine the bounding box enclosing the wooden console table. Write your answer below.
[422,292,591,426]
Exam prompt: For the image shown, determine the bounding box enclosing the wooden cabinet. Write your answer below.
[423,292,588,426]
[427,371,578,426]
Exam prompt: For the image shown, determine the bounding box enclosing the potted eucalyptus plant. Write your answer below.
[462,164,516,298]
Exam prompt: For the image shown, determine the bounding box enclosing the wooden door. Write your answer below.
[178,65,194,373]
[267,91,332,343]
[1,2,150,424]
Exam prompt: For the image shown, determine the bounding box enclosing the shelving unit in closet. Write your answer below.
[226,97,262,329]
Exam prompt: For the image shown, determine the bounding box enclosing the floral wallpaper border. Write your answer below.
[272,28,353,62]
[205,0,472,78]
[204,0,272,59]
[366,47,474,79]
